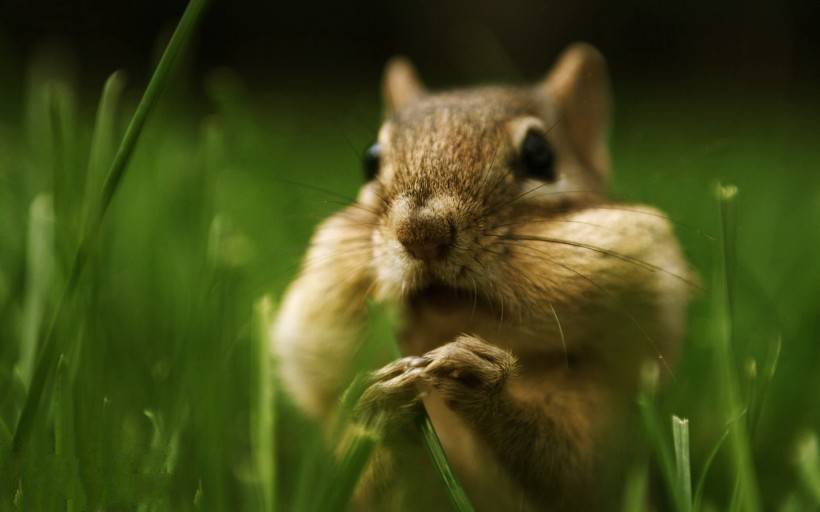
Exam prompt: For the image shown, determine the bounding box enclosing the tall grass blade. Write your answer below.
[316,421,381,511]
[317,420,380,512]
[621,462,649,512]
[0,420,9,460]
[251,296,277,512]
[747,336,782,440]
[714,183,761,512]
[308,373,378,511]
[693,428,729,511]
[47,83,82,264]
[385,321,475,512]
[418,415,475,512]
[53,353,85,510]
[292,303,388,512]
[81,71,126,228]
[311,299,475,511]
[10,0,210,453]
[795,433,820,505]
[17,194,55,385]
[672,416,692,511]
[637,362,687,512]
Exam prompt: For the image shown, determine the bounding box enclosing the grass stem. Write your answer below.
[11,0,210,453]
[672,416,692,510]
[714,182,761,512]
[418,415,475,512]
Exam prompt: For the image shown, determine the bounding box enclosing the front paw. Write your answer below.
[423,335,517,412]
[355,336,517,430]
[355,355,430,429]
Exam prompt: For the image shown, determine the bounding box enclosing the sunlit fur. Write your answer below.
[368,86,608,304]
[273,43,693,510]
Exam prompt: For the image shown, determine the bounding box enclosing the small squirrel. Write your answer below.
[272,43,692,510]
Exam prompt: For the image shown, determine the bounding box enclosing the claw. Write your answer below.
[406,356,430,368]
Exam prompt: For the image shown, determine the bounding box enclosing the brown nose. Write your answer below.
[396,215,454,261]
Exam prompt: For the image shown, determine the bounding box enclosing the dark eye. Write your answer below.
[520,130,556,182]
[362,143,381,181]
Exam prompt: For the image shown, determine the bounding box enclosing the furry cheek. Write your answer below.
[371,229,425,301]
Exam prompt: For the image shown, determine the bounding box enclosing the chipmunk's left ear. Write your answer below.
[382,56,426,116]
[543,43,612,180]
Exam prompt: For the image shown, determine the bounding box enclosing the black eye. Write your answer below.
[520,130,556,182]
[363,143,381,181]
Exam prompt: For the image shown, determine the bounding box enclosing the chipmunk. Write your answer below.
[272,43,692,510]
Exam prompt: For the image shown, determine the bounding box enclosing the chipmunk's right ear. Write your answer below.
[383,56,426,115]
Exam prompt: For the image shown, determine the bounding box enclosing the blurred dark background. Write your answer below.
[1,0,819,96]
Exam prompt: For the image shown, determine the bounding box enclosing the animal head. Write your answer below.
[356,43,616,302]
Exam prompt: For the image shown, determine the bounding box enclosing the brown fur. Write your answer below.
[272,43,692,510]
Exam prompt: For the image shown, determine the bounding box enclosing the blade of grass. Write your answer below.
[637,362,687,512]
[672,416,692,510]
[418,415,475,512]
[315,300,476,512]
[795,433,820,506]
[17,194,55,385]
[10,0,210,453]
[714,183,761,512]
[621,461,649,512]
[0,416,10,457]
[54,352,85,511]
[693,427,730,511]
[81,70,126,229]
[318,419,381,512]
[293,307,386,512]
[48,83,82,262]
[251,296,276,512]
[385,328,475,512]
[747,336,782,440]
[307,373,377,512]
[779,493,808,512]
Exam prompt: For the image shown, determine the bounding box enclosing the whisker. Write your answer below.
[492,182,549,212]
[475,117,560,220]
[273,176,358,203]
[314,257,376,298]
[332,211,382,228]
[273,176,384,216]
[468,273,479,321]
[341,131,367,164]
[467,188,598,233]
[491,217,608,231]
[548,302,569,369]
[498,291,505,330]
[304,239,373,265]
[299,256,373,280]
[480,145,508,201]
[468,181,713,243]
[497,240,676,379]
[305,239,373,253]
[591,206,715,241]
[494,234,701,290]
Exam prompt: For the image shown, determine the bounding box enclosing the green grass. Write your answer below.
[2,7,820,510]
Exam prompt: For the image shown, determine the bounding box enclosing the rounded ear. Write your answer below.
[382,56,426,116]
[543,43,612,180]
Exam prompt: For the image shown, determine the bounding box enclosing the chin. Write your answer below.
[372,257,426,302]
[371,238,478,303]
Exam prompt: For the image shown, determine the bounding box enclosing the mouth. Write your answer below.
[405,280,486,313]
[373,230,483,303]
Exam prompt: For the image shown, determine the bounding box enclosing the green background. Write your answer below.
[1,2,820,510]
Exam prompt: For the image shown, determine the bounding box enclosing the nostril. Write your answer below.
[396,217,455,261]
[404,238,449,261]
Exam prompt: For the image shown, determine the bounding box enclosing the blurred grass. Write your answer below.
[12,0,209,457]
[1,19,820,512]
